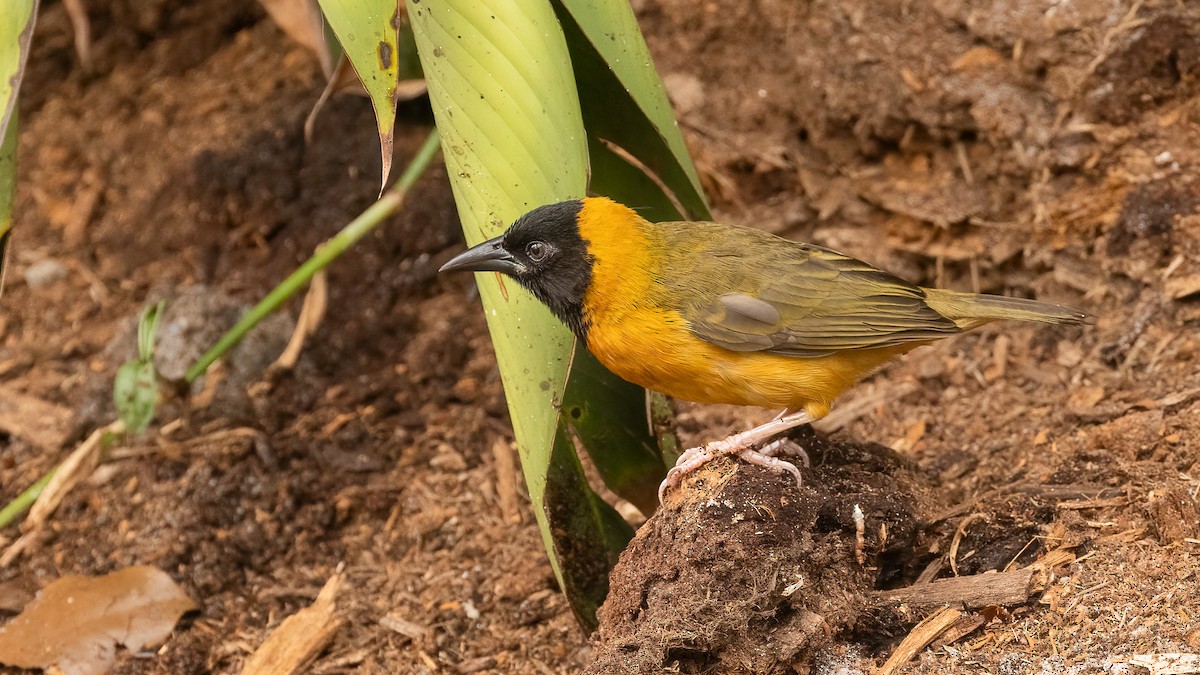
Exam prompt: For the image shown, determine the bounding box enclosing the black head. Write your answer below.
[439,200,593,339]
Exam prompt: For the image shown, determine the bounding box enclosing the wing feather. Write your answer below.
[682,240,961,357]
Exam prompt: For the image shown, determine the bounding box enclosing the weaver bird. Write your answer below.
[440,198,1088,501]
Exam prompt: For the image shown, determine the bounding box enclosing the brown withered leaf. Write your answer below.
[0,566,197,675]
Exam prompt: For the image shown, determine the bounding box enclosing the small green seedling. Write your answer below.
[113,301,165,435]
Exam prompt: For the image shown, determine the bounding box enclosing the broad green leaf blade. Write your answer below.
[586,135,684,234]
[407,0,642,627]
[552,0,710,220]
[315,0,400,188]
[1,1,37,300]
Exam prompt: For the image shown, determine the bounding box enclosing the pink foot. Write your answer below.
[658,431,810,503]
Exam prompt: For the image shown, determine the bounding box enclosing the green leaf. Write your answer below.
[552,0,710,221]
[137,301,165,361]
[315,0,400,189]
[113,360,157,435]
[407,0,644,628]
[115,302,165,435]
[0,1,38,300]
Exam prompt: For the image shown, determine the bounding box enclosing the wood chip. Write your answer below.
[491,439,521,523]
[983,334,1010,382]
[899,67,926,92]
[63,172,102,247]
[949,513,987,576]
[1068,385,1106,410]
[1165,273,1200,300]
[240,571,344,675]
[0,384,74,451]
[928,612,988,651]
[455,655,497,673]
[379,613,427,641]
[951,46,1005,71]
[1028,548,1078,572]
[890,419,927,453]
[1056,496,1129,510]
[913,557,944,586]
[931,483,1123,523]
[879,568,1036,610]
[1157,387,1200,409]
[877,606,963,675]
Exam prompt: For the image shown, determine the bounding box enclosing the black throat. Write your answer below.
[504,200,593,344]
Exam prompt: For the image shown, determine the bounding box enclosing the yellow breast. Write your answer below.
[585,306,917,418]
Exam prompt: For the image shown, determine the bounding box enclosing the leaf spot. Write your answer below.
[378,41,394,70]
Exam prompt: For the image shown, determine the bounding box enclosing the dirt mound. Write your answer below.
[589,434,932,673]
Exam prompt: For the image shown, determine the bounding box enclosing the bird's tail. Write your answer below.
[922,288,1091,330]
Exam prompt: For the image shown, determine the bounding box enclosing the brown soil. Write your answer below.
[2,0,1199,673]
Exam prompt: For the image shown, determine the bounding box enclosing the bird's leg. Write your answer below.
[659,410,812,502]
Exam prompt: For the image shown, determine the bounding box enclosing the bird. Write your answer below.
[439,197,1089,501]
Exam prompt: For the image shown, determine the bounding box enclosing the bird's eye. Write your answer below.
[526,241,548,262]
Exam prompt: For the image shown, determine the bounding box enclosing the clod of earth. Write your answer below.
[587,432,932,674]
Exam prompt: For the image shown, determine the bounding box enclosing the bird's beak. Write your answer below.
[439,236,522,275]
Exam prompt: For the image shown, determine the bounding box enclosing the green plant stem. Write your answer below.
[0,467,52,529]
[184,128,441,383]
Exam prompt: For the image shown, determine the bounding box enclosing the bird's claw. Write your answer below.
[658,437,807,503]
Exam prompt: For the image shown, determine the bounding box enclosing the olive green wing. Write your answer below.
[682,243,962,358]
